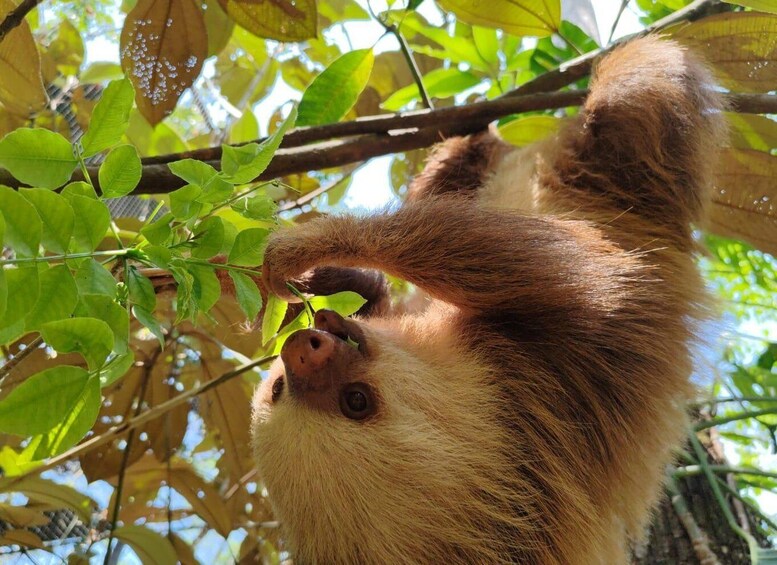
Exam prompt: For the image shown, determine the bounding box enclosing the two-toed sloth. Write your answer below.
[251,37,725,563]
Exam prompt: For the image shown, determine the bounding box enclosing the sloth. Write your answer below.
[251,37,725,564]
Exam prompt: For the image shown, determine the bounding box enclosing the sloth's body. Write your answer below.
[252,38,724,564]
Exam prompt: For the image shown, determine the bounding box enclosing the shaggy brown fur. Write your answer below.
[252,37,725,564]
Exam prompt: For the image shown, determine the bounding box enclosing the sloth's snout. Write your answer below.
[281,329,337,388]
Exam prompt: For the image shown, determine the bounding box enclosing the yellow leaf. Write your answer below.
[114,525,178,565]
[170,533,199,565]
[0,476,95,524]
[219,0,317,41]
[0,529,44,549]
[111,455,235,537]
[673,12,777,93]
[120,0,208,125]
[0,0,46,115]
[0,502,49,527]
[709,148,777,256]
[436,0,559,37]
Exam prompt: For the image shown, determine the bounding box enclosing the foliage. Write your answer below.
[0,0,774,562]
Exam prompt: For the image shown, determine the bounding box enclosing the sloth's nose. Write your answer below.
[280,329,337,392]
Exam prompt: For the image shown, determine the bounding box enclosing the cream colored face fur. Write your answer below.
[251,309,536,564]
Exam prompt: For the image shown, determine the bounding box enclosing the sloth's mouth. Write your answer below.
[311,309,367,354]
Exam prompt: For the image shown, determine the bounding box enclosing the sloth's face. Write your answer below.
[249,308,515,561]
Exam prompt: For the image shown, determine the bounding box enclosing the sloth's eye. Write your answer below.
[271,376,284,403]
[340,383,373,421]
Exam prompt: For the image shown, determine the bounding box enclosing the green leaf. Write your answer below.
[309,291,367,317]
[189,264,221,314]
[382,68,481,111]
[228,228,269,266]
[127,266,156,312]
[74,259,117,297]
[99,350,135,387]
[230,192,277,222]
[80,79,135,157]
[0,477,95,523]
[114,526,178,565]
[229,109,259,144]
[169,184,204,221]
[0,185,41,257]
[98,144,142,198]
[29,374,100,458]
[229,271,262,320]
[132,305,165,347]
[143,244,173,268]
[81,294,129,354]
[169,159,233,204]
[297,49,374,127]
[66,194,110,252]
[221,106,297,185]
[40,317,114,370]
[61,181,98,199]
[0,209,4,247]
[262,293,288,345]
[436,0,559,37]
[472,26,499,68]
[191,216,225,259]
[498,115,560,147]
[19,188,75,254]
[0,366,91,436]
[0,266,38,330]
[25,264,78,330]
[140,212,174,245]
[0,128,77,189]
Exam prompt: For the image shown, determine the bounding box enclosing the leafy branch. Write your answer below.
[0,0,42,44]
[5,354,276,485]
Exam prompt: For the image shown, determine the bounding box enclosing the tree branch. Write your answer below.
[0,90,771,195]
[142,89,586,164]
[0,0,41,44]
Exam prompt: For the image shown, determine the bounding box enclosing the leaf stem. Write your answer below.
[688,431,759,560]
[0,249,130,266]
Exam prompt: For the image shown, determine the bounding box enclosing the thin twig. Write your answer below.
[666,471,721,565]
[103,345,161,565]
[391,26,433,109]
[0,336,43,387]
[716,474,777,533]
[688,432,758,557]
[6,355,276,484]
[674,464,777,481]
[368,0,432,109]
[0,0,41,44]
[607,0,630,45]
[280,170,357,212]
[695,408,777,431]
